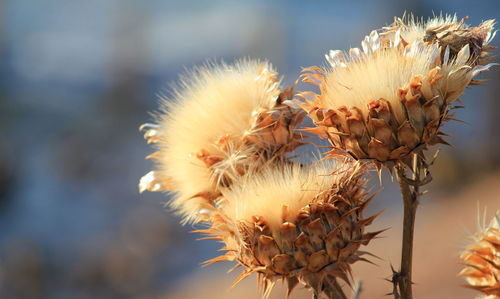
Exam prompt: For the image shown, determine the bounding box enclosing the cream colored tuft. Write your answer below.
[317,22,494,124]
[321,45,438,123]
[156,60,280,217]
[384,14,496,47]
[391,14,462,45]
[221,160,341,229]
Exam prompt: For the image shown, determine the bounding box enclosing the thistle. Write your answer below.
[196,160,382,298]
[139,60,305,222]
[380,14,495,67]
[459,211,500,298]
[136,12,497,299]
[300,14,496,299]
[300,15,495,169]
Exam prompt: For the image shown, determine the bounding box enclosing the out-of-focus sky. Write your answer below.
[0,1,499,298]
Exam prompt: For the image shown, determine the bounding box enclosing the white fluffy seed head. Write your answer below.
[156,59,281,217]
[390,14,462,45]
[321,45,438,123]
[312,21,494,124]
[220,160,346,229]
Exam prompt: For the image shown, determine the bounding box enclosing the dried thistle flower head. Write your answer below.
[380,14,496,66]
[139,60,305,222]
[459,211,500,298]
[300,15,495,168]
[197,160,382,298]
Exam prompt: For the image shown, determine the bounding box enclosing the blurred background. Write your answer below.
[1,0,499,298]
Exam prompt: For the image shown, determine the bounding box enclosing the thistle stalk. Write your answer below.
[395,154,427,299]
[323,277,348,299]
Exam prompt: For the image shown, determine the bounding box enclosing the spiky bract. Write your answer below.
[197,161,382,298]
[300,16,495,168]
[139,60,305,222]
[460,211,500,298]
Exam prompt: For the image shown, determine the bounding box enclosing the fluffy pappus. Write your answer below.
[139,59,306,222]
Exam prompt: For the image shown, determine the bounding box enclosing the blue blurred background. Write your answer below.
[1,1,499,298]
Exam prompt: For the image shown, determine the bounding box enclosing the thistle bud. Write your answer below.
[380,14,496,66]
[459,211,500,298]
[138,60,306,222]
[199,161,382,298]
[300,15,495,168]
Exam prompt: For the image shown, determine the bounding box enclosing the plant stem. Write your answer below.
[321,277,347,299]
[396,154,422,299]
[351,280,363,299]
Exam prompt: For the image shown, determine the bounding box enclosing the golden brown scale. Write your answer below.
[193,90,306,191]
[300,68,450,168]
[459,212,500,298]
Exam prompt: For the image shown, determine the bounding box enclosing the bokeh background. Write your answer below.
[1,0,499,298]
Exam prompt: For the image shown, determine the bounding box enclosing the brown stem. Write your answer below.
[322,277,347,299]
[395,154,423,299]
[351,280,363,299]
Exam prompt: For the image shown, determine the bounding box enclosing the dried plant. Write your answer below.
[139,13,497,299]
[298,14,495,299]
[139,60,305,223]
[197,160,381,299]
[300,15,495,169]
[139,59,382,298]
[459,211,500,298]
